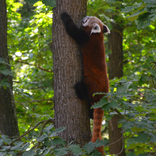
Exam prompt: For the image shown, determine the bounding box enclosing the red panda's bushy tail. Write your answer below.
[91,108,104,155]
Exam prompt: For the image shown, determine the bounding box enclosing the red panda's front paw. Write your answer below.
[60,12,71,21]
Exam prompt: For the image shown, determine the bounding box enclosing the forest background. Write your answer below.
[0,0,156,155]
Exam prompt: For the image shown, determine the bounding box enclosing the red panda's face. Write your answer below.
[81,16,110,36]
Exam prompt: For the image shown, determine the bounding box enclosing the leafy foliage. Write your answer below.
[0,58,12,88]
[24,0,56,7]
[2,0,156,155]
[7,0,54,135]
[0,122,105,156]
[93,75,156,155]
[122,0,156,28]
[88,0,156,155]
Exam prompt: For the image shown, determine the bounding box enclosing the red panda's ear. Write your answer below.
[103,24,110,34]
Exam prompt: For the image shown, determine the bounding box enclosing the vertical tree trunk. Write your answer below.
[52,0,91,148]
[108,24,123,79]
[0,0,19,137]
[108,23,126,156]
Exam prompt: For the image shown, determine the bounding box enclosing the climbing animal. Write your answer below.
[61,12,110,155]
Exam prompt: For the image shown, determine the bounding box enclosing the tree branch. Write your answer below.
[15,59,53,73]
[37,119,54,148]
[11,119,54,145]
[14,98,53,104]
[112,108,125,119]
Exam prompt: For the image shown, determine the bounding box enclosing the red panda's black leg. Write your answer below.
[74,80,87,100]
[74,80,93,119]
[60,12,89,45]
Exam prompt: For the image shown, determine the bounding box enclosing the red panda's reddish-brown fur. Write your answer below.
[82,27,109,155]
[61,13,110,156]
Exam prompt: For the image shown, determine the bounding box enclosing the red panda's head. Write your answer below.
[81,16,110,36]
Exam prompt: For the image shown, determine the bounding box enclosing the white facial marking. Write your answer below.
[82,16,90,27]
[103,24,110,34]
[90,23,101,35]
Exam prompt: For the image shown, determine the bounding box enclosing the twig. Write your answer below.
[14,98,53,104]
[15,59,53,73]
[37,119,54,148]
[11,119,54,145]
[112,108,125,119]
[27,121,35,132]
[115,133,124,156]
[105,134,123,147]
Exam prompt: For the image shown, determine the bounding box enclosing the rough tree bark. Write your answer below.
[52,0,91,148]
[108,24,123,79]
[0,0,19,137]
[108,23,126,156]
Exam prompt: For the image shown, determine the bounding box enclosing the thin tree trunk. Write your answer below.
[52,0,91,148]
[0,0,19,137]
[108,23,126,156]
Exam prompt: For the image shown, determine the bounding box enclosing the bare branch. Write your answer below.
[105,133,123,147]
[15,59,53,73]
[14,98,53,104]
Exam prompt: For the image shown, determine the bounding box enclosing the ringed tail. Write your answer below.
[91,108,104,155]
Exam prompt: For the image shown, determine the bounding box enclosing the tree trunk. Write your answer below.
[0,0,19,137]
[108,24,123,79]
[52,0,91,148]
[108,115,125,156]
[108,23,126,156]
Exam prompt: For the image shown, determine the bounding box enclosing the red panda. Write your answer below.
[61,12,110,155]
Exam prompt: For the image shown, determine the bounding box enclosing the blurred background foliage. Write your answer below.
[7,0,54,134]
[1,0,156,155]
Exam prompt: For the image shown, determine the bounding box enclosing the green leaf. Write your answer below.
[8,151,18,156]
[42,0,56,7]
[1,146,11,151]
[94,139,107,147]
[122,5,139,13]
[0,79,10,88]
[0,58,10,66]
[137,12,151,29]
[83,142,95,154]
[53,147,68,156]
[23,149,35,156]
[42,147,54,155]
[37,134,49,141]
[127,132,148,148]
[0,68,12,76]
[11,141,23,150]
[0,139,3,146]
[43,125,54,134]
[109,100,118,109]
[24,0,38,5]
[143,0,156,3]
[21,142,30,150]
[117,81,132,94]
[68,144,82,155]
[25,0,56,7]
[127,152,136,156]
[149,133,156,143]
[51,138,66,146]
[92,98,108,109]
[135,132,148,143]
[0,152,7,156]
[128,8,147,21]
[91,150,103,156]
[1,135,12,145]
[50,127,66,137]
